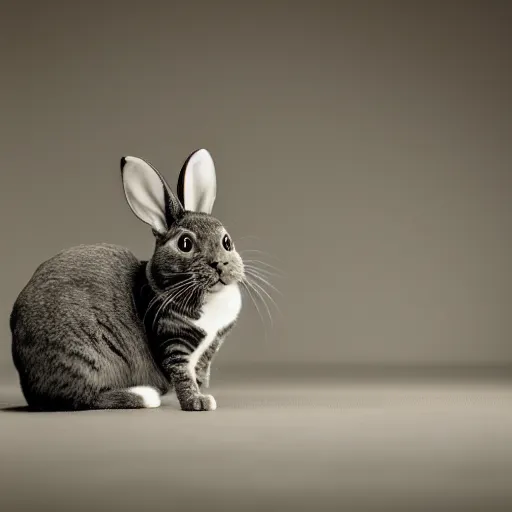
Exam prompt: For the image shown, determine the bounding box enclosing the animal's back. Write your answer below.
[11,243,167,410]
[13,243,137,320]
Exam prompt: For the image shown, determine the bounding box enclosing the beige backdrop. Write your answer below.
[1,1,511,377]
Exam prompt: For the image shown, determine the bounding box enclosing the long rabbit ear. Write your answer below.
[121,156,183,235]
[177,149,217,214]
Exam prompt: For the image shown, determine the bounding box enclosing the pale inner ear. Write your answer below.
[122,156,168,234]
[182,149,217,214]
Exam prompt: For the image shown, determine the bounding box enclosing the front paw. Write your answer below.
[181,394,217,412]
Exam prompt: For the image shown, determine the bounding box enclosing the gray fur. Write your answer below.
[11,244,169,411]
[10,150,244,412]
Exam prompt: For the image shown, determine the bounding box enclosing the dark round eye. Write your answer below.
[177,234,194,253]
[222,234,232,251]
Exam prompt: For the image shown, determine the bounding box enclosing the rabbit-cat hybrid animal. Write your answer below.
[10,149,244,411]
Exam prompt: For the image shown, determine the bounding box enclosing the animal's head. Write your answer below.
[121,149,245,299]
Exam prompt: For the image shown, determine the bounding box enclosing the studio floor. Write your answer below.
[1,366,512,512]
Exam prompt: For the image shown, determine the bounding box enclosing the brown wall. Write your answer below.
[1,1,511,374]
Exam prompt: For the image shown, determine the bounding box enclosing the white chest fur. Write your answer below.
[187,283,242,378]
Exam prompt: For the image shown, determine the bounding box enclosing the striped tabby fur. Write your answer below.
[10,149,244,412]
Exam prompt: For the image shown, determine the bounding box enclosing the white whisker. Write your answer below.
[151,278,195,330]
[245,278,274,326]
[241,280,266,330]
[249,278,281,317]
[180,284,198,316]
[242,259,283,276]
[240,248,279,259]
[244,268,283,296]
